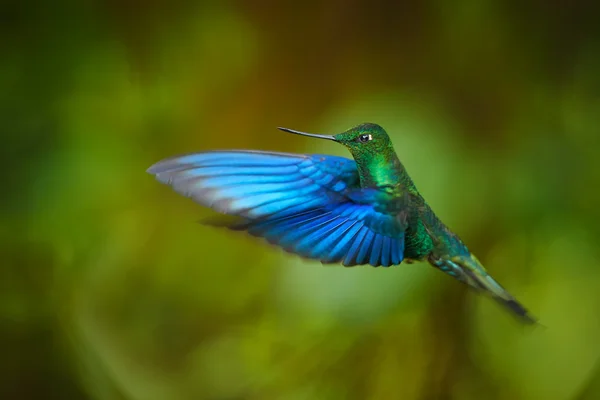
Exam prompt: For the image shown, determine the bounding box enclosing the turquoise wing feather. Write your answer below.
[147,150,406,267]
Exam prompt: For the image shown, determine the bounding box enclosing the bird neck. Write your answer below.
[354,148,415,191]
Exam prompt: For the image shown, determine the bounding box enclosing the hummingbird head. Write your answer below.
[278,123,393,157]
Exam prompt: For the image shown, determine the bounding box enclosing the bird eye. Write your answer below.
[357,134,372,143]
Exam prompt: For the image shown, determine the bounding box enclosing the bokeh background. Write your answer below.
[3,1,600,399]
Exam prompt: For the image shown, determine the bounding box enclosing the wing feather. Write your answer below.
[148,150,407,267]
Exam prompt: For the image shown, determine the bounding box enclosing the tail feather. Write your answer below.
[431,254,538,324]
[473,273,537,324]
[463,259,538,325]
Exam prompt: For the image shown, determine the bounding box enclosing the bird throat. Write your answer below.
[354,150,415,192]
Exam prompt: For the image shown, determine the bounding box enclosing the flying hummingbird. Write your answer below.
[148,123,536,324]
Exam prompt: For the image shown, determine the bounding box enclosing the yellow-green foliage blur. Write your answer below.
[2,1,600,399]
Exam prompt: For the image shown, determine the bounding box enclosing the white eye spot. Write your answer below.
[357,134,372,143]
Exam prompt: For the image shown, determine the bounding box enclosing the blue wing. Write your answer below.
[147,150,406,267]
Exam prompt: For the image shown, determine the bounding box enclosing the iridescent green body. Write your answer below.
[334,124,451,262]
[318,123,535,323]
[150,121,535,323]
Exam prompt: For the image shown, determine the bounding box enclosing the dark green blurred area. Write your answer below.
[2,0,600,399]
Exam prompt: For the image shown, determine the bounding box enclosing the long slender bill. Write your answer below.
[278,127,336,141]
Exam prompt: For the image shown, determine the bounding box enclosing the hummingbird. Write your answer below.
[147,123,536,324]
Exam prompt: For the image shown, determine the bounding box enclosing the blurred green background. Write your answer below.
[2,1,600,399]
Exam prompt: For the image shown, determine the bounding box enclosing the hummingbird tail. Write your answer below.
[463,266,538,325]
[431,255,538,324]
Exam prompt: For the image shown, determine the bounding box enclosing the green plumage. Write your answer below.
[150,122,537,324]
[314,123,536,323]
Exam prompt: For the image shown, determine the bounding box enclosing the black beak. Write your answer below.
[278,127,336,141]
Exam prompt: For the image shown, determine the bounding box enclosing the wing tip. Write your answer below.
[146,160,173,175]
